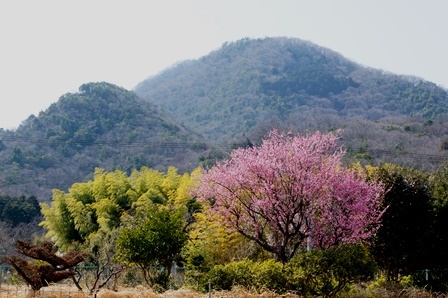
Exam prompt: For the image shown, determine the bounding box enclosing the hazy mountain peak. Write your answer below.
[135,37,448,141]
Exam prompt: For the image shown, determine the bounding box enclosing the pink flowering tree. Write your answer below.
[195,130,384,263]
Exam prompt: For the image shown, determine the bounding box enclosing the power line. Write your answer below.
[2,134,448,159]
[354,149,448,161]
[0,135,233,151]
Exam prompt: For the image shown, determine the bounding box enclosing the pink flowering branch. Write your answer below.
[195,130,384,263]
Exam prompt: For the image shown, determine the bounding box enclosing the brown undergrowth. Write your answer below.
[0,285,446,298]
[0,285,297,298]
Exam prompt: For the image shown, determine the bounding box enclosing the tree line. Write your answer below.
[2,130,448,296]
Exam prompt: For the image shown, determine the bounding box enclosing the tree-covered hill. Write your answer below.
[2,37,448,200]
[135,37,448,139]
[135,37,448,170]
[0,82,208,200]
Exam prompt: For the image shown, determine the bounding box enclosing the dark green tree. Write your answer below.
[429,162,448,280]
[365,164,434,281]
[9,147,25,165]
[286,244,377,298]
[0,195,41,227]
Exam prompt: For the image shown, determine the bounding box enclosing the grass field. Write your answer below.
[0,284,446,298]
[1,285,298,298]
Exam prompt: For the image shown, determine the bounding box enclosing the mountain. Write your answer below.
[0,82,209,200]
[2,37,448,200]
[135,37,448,170]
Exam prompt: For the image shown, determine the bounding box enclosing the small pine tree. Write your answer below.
[1,240,86,292]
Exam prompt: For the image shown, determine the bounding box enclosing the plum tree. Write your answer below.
[196,130,384,263]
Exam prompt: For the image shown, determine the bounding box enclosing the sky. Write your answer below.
[1,0,448,129]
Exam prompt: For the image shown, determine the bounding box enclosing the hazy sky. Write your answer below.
[1,0,447,129]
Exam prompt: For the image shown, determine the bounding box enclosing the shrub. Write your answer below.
[205,264,234,291]
[285,244,377,297]
[203,244,377,296]
[252,259,287,293]
[206,259,253,291]
[204,258,288,294]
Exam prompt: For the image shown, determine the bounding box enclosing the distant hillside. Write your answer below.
[0,82,209,200]
[2,38,448,200]
[135,37,448,170]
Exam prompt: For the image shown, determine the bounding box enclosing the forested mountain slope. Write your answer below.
[2,37,448,200]
[135,37,448,170]
[0,82,208,200]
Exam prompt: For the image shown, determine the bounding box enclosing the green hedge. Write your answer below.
[203,244,377,296]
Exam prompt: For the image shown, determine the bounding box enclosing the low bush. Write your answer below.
[285,244,377,297]
[206,259,253,291]
[204,244,377,297]
[252,259,287,293]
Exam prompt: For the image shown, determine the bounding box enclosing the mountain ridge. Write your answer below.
[0,82,209,199]
[135,37,448,140]
[2,37,448,200]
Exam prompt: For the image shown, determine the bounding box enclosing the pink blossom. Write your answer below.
[195,130,384,263]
